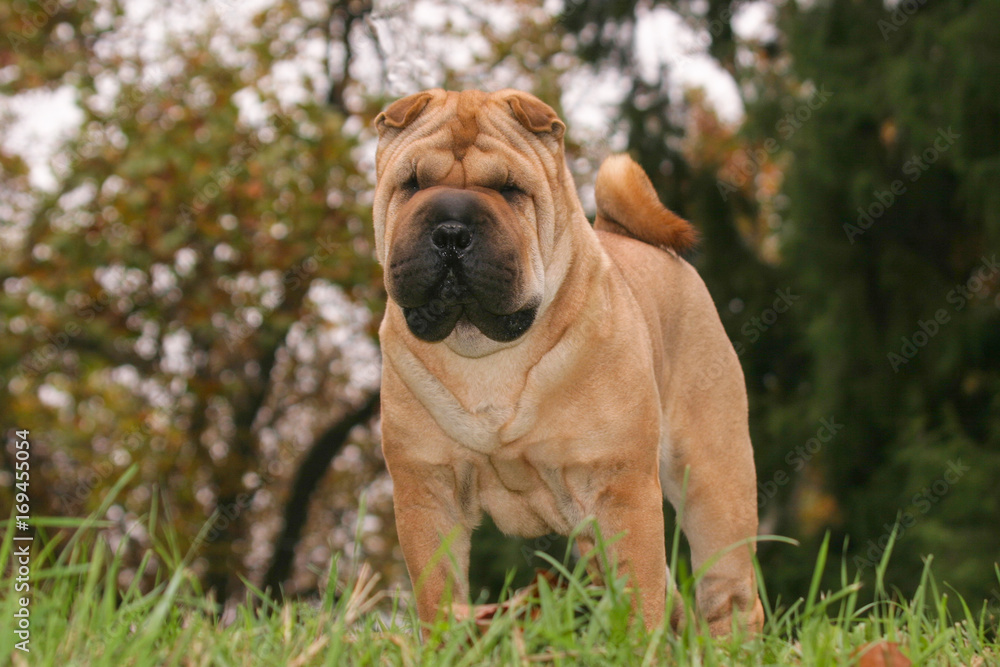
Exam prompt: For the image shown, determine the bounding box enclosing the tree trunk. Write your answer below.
[262,391,380,599]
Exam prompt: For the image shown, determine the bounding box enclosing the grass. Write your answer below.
[2,477,998,666]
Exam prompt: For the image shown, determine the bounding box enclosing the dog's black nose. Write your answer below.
[431,222,472,254]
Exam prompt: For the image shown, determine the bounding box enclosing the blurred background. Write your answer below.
[1,0,998,616]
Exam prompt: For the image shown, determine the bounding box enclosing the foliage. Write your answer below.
[1,0,384,602]
[745,0,1000,603]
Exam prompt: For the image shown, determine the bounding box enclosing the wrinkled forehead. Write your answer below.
[379,90,532,187]
[377,91,549,187]
[440,90,487,161]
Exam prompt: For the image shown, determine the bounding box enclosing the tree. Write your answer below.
[1,0,383,603]
[765,0,1000,601]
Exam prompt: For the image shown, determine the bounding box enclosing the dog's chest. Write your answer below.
[462,446,590,538]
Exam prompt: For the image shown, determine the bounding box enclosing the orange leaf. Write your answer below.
[466,569,564,634]
[853,641,911,667]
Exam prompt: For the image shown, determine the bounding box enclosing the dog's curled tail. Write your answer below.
[594,154,698,253]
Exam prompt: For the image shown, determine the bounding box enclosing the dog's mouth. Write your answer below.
[402,270,537,343]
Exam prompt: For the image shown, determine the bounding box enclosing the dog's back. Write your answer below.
[593,154,698,253]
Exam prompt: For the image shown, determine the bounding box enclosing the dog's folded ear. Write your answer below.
[505,91,565,140]
[376,91,434,133]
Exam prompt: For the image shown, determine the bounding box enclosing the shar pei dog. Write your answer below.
[371,88,763,636]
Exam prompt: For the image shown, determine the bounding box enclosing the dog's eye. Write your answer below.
[499,184,524,201]
[402,175,420,194]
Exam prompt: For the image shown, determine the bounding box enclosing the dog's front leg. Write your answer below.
[593,473,667,630]
[389,462,472,632]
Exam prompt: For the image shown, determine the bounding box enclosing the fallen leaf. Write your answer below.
[466,569,565,634]
[852,641,911,667]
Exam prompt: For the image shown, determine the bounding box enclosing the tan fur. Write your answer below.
[373,89,762,637]
[594,154,698,252]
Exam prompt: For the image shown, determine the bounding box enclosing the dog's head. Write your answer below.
[372,89,568,349]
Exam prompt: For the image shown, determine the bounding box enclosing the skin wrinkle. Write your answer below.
[486,455,521,493]
[379,110,453,187]
[456,462,476,518]
[450,91,482,162]
[484,455,554,532]
[503,289,580,423]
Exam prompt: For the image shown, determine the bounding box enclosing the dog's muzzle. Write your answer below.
[388,189,537,343]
